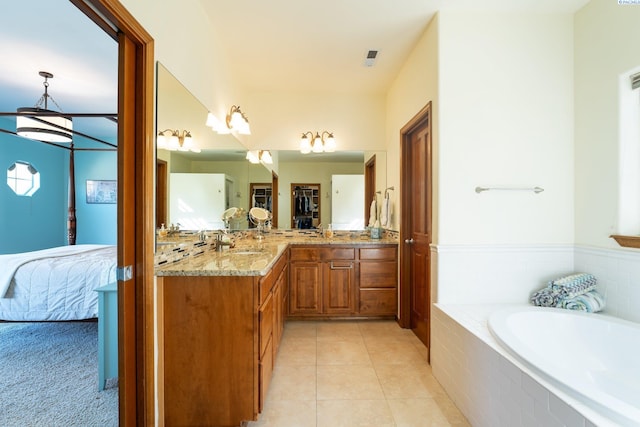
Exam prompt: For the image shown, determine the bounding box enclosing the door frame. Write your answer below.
[364,155,376,225]
[156,159,168,228]
[71,1,155,425]
[399,102,432,333]
[271,172,279,228]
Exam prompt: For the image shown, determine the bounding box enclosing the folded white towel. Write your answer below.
[380,197,390,227]
[368,199,377,227]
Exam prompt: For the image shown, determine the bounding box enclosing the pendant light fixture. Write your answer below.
[16,71,73,143]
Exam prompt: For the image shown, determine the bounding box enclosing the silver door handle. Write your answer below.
[404,238,414,244]
[330,261,353,270]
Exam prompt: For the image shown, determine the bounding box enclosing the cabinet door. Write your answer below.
[259,291,274,358]
[258,335,274,413]
[272,276,283,354]
[289,262,322,315]
[323,261,355,314]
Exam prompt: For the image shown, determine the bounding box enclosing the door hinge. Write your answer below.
[117,265,133,282]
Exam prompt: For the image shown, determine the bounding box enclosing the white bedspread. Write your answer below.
[0,245,117,321]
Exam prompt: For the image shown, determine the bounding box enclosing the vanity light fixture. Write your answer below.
[226,105,251,135]
[205,112,230,134]
[246,150,259,164]
[299,131,336,154]
[246,150,273,164]
[16,71,73,144]
[157,129,200,153]
[206,106,251,135]
[260,150,273,164]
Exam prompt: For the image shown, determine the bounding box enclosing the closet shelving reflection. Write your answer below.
[291,184,320,229]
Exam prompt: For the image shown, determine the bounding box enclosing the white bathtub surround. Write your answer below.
[575,245,640,323]
[431,304,614,427]
[431,244,574,304]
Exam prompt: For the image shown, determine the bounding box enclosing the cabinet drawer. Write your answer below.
[259,252,288,304]
[321,247,355,260]
[290,247,320,261]
[259,292,274,357]
[360,261,397,288]
[359,289,397,315]
[360,246,397,260]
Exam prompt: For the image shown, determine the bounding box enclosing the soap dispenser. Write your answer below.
[325,224,334,239]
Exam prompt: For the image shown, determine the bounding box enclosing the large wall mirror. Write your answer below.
[155,62,387,234]
[156,63,268,233]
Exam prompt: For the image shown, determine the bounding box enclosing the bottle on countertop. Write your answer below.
[325,224,334,239]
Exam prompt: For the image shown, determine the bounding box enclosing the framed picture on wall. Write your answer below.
[86,180,117,204]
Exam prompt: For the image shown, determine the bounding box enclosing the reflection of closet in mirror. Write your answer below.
[291,184,320,229]
[249,183,272,228]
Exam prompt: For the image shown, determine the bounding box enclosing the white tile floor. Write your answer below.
[247,320,470,427]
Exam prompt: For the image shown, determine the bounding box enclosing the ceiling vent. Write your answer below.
[364,50,378,67]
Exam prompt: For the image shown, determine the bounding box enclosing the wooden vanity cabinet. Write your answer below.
[159,249,289,426]
[257,250,288,412]
[288,245,358,317]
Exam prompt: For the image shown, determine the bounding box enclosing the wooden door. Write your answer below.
[365,155,376,223]
[323,261,355,314]
[271,172,279,228]
[156,159,167,227]
[73,1,156,425]
[400,103,432,349]
[289,262,322,314]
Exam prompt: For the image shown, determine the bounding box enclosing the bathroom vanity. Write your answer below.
[156,235,397,426]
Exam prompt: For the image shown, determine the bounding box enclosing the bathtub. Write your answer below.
[488,307,640,427]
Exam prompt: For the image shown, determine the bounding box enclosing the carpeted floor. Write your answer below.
[0,321,119,427]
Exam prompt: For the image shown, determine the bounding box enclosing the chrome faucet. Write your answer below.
[167,223,181,236]
[215,233,233,251]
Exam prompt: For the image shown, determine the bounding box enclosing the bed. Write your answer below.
[0,245,117,321]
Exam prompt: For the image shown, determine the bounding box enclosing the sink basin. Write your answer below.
[231,251,264,255]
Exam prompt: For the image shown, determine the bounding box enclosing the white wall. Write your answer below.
[247,91,386,152]
[574,0,640,248]
[386,15,439,234]
[437,12,574,246]
[119,0,247,143]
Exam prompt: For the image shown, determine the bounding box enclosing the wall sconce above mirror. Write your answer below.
[157,129,200,152]
[246,150,273,164]
[206,105,251,135]
[300,131,336,154]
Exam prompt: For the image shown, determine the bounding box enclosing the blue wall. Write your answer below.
[74,149,117,245]
[0,117,117,254]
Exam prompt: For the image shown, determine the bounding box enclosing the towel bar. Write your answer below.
[475,186,544,194]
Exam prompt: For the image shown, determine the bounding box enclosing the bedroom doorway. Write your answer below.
[72,0,155,425]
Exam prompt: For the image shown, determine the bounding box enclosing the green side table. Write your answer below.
[96,282,118,391]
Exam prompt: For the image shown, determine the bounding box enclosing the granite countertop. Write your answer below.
[155,232,398,277]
